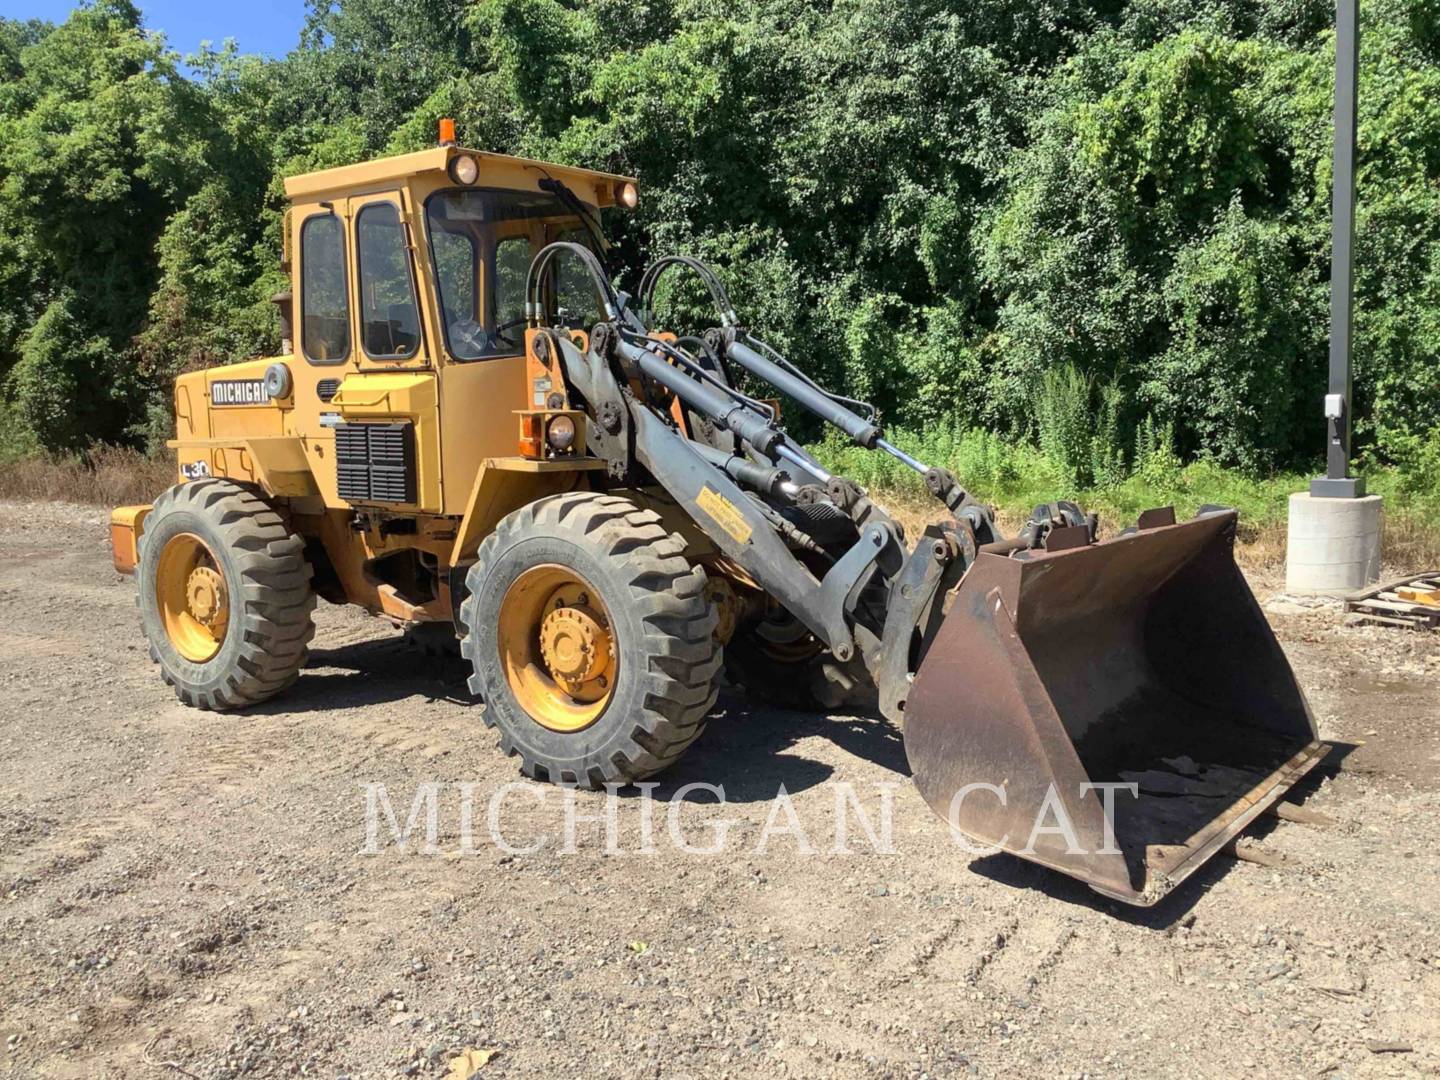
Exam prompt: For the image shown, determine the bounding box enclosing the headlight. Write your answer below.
[615,181,638,209]
[448,154,479,185]
[263,362,292,400]
[546,415,577,452]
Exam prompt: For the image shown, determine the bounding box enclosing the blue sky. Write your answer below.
[0,0,309,60]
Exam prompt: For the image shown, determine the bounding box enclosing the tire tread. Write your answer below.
[458,492,720,787]
[139,478,315,711]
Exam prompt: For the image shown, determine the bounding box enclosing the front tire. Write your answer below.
[137,479,315,710]
[459,493,720,787]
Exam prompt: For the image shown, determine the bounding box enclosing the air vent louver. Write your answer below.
[335,422,416,504]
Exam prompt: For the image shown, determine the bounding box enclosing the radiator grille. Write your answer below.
[335,422,416,504]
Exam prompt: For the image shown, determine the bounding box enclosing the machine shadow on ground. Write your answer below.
[254,628,910,804]
[253,627,1364,920]
[252,634,472,713]
[625,701,910,803]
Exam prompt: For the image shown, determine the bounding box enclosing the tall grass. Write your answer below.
[812,423,1440,569]
[0,445,175,507]
[1036,363,1095,489]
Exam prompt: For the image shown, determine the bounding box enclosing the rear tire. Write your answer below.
[724,612,864,712]
[459,492,720,787]
[138,479,315,710]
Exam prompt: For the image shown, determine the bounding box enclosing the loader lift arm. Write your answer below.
[524,243,1324,907]
[526,242,995,702]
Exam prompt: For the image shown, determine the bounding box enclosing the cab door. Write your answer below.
[326,191,443,512]
[429,208,531,517]
[348,191,431,370]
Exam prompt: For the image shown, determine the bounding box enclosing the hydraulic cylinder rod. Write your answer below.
[615,337,784,456]
[876,438,929,475]
[775,444,832,485]
[691,441,792,496]
[721,333,881,449]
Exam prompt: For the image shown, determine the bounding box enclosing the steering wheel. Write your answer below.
[450,316,530,356]
[448,317,492,358]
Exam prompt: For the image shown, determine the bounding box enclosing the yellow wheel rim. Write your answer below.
[752,607,822,664]
[155,532,229,663]
[497,565,616,733]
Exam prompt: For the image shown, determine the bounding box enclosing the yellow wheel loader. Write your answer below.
[112,124,1325,905]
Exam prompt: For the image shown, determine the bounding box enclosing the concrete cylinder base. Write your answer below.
[1285,492,1383,596]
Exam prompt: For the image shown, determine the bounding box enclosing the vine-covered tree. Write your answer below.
[2,0,1437,474]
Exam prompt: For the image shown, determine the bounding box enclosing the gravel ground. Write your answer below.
[1,500,1437,1079]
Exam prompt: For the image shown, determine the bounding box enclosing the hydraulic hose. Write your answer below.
[637,254,881,428]
[525,241,619,323]
[638,256,738,326]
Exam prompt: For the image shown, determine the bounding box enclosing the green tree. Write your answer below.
[2,0,1439,480]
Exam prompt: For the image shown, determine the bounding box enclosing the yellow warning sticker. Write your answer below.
[696,485,754,545]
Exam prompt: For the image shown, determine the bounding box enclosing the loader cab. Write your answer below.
[268,142,637,517]
[284,148,633,372]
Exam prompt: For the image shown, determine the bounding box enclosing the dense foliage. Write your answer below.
[1,0,1437,483]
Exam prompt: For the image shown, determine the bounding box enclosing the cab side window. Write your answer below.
[431,228,477,329]
[552,228,604,328]
[492,235,530,345]
[301,214,351,363]
[356,202,422,359]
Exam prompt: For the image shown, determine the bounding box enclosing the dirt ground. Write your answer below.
[1,500,1437,1080]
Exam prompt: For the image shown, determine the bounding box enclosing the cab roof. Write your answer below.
[282,146,638,208]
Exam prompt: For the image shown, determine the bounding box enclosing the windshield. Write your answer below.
[425,188,604,361]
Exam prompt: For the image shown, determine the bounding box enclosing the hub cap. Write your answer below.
[497,566,617,732]
[539,605,609,692]
[156,533,230,662]
[186,566,227,624]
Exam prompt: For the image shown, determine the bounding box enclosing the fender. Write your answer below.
[168,435,320,508]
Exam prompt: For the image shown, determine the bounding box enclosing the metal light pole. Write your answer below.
[1312,0,1365,498]
[1287,0,1382,594]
